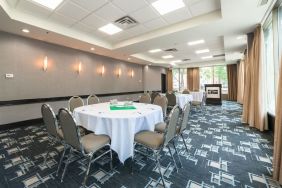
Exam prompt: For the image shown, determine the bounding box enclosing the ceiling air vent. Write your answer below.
[182,58,191,61]
[164,48,178,52]
[213,54,225,57]
[114,16,138,30]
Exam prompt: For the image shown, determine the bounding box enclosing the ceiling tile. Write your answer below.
[189,0,220,17]
[112,0,148,13]
[16,0,52,18]
[143,17,167,30]
[49,13,77,26]
[56,1,90,21]
[129,6,159,23]
[94,3,125,22]
[81,13,108,29]
[162,7,192,24]
[72,23,94,33]
[70,0,108,12]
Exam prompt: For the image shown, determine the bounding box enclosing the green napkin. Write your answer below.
[110,105,136,110]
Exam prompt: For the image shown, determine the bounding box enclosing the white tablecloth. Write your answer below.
[190,91,204,102]
[73,102,163,163]
[176,94,193,109]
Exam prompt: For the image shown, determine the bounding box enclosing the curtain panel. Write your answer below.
[187,68,200,91]
[227,64,238,101]
[237,60,245,104]
[273,57,282,183]
[242,25,267,131]
[167,69,173,92]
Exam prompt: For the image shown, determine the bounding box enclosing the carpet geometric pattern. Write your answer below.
[0,101,280,188]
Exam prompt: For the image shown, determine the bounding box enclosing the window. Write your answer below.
[200,65,228,94]
[264,21,276,114]
[172,68,187,91]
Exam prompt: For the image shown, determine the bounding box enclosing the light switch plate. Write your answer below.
[5,73,14,79]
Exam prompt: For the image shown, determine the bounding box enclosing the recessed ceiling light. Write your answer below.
[162,55,174,59]
[99,23,122,35]
[195,49,210,54]
[29,0,63,10]
[90,47,95,51]
[201,55,213,59]
[149,49,162,53]
[171,60,181,63]
[152,0,185,15]
[22,29,30,33]
[188,39,205,46]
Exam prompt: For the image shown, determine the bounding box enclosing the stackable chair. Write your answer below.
[191,92,207,111]
[166,92,176,110]
[150,92,160,104]
[182,89,190,94]
[68,96,86,136]
[58,108,112,186]
[139,93,151,104]
[133,106,181,187]
[41,104,66,176]
[153,95,168,119]
[87,94,100,105]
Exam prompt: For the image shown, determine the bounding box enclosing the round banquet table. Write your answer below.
[73,102,163,163]
[190,91,204,102]
[176,94,193,109]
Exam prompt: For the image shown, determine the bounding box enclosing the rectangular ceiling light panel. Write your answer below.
[29,0,64,10]
[152,0,185,15]
[99,23,122,35]
[188,39,205,46]
[195,49,210,54]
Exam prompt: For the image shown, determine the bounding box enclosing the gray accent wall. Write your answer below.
[0,31,165,125]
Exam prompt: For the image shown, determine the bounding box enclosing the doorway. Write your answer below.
[161,74,167,93]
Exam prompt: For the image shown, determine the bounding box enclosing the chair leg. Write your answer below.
[82,153,95,186]
[61,149,73,182]
[172,140,183,168]
[155,152,166,188]
[56,145,68,177]
[43,145,51,166]
[180,134,189,155]
[167,145,179,173]
[109,148,113,171]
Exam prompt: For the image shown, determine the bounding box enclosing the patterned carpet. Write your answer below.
[0,101,280,188]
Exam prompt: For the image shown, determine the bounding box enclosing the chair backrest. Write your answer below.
[139,93,151,104]
[150,92,160,103]
[179,103,191,133]
[58,108,82,152]
[69,96,84,112]
[163,105,180,146]
[153,95,168,118]
[41,104,59,138]
[87,94,100,105]
[182,89,190,94]
[201,92,207,106]
[166,92,176,106]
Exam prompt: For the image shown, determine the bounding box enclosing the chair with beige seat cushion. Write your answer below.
[41,104,65,176]
[166,92,176,109]
[182,89,190,94]
[176,103,191,154]
[139,93,151,104]
[58,108,112,186]
[87,94,100,105]
[150,92,160,104]
[153,95,168,118]
[134,106,181,187]
[68,96,87,136]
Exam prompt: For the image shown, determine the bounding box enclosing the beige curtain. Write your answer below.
[237,60,245,104]
[242,25,267,131]
[167,69,173,92]
[187,68,200,91]
[227,64,238,101]
[273,58,282,183]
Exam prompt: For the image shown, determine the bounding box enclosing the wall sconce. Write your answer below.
[117,68,122,77]
[101,65,105,76]
[77,62,82,74]
[43,56,48,71]
[130,69,134,78]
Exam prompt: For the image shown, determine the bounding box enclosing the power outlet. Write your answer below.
[5,73,14,79]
